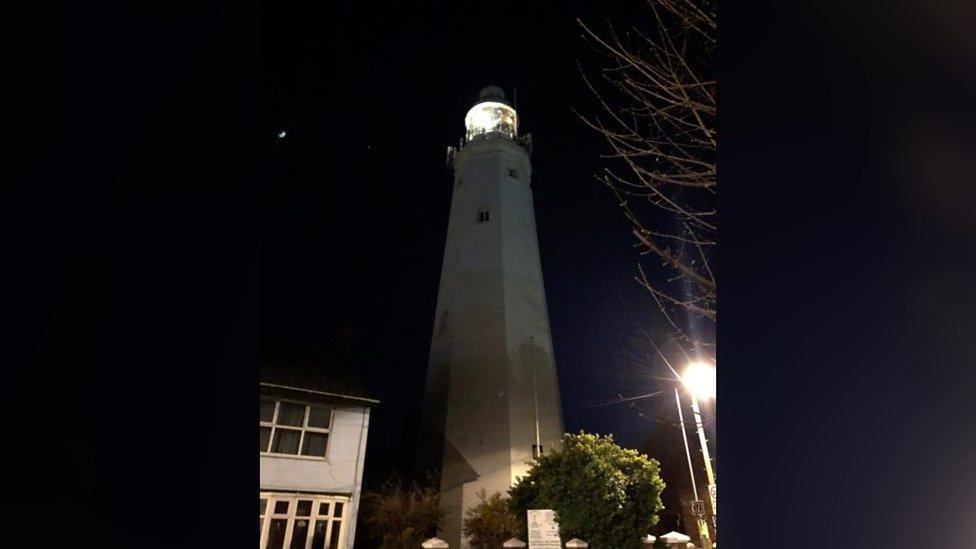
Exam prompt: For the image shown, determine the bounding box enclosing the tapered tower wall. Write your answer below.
[419,87,564,549]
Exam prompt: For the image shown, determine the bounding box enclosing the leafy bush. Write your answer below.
[509,432,665,548]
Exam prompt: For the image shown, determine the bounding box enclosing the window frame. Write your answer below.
[259,492,349,549]
[260,397,334,460]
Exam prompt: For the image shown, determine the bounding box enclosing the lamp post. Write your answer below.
[675,388,713,549]
[680,362,717,539]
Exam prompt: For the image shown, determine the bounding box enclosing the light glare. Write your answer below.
[681,361,716,399]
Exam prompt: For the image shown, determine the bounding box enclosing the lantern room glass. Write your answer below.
[465,101,518,140]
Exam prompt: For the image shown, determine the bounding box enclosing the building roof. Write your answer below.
[260,381,379,406]
[261,329,379,401]
[261,360,378,406]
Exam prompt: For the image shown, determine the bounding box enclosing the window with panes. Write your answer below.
[259,493,347,549]
[260,398,333,458]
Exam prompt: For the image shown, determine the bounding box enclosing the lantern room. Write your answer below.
[464,86,518,141]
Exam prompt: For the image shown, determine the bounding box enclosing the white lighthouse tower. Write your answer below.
[419,86,564,547]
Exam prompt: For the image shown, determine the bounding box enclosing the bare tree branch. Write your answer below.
[579,0,716,347]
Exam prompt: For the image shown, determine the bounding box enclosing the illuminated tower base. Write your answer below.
[419,86,564,548]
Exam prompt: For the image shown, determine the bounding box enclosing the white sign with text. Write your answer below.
[527,509,561,549]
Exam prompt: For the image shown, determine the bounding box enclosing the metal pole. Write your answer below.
[531,337,542,458]
[691,395,716,527]
[675,389,712,549]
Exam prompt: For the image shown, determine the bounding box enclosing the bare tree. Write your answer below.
[577,0,716,348]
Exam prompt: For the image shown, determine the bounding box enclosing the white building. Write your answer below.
[259,381,377,549]
[420,86,564,548]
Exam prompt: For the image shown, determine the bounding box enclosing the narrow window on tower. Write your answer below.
[508,168,518,179]
[476,210,490,223]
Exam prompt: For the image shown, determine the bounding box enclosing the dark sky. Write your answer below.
[260,0,693,479]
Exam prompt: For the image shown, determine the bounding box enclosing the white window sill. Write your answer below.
[261,452,330,462]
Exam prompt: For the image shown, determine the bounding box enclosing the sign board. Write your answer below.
[527,509,561,549]
[708,484,716,515]
[690,500,705,516]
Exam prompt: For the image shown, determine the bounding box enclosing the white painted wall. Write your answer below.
[260,405,371,548]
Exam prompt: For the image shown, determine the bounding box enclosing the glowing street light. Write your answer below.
[681,361,716,400]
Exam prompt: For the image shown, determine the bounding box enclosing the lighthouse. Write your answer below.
[419,86,564,547]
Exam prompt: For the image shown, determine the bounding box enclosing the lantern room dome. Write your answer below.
[478,85,508,104]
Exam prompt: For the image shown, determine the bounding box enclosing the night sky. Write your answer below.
[261,0,691,479]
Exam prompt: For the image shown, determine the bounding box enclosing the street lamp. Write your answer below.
[681,361,716,400]
[680,361,717,540]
